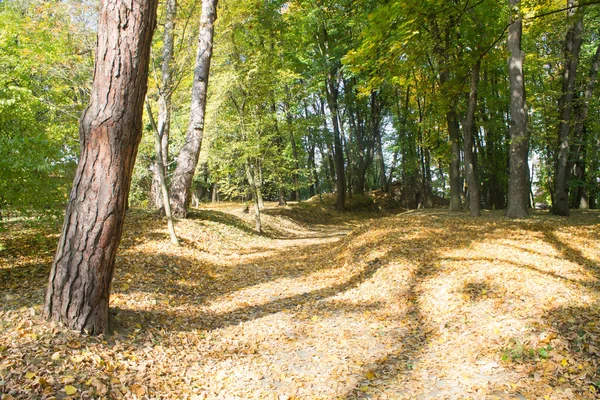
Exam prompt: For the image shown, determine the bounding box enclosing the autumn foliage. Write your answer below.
[1,202,599,398]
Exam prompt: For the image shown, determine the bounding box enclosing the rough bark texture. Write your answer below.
[43,0,158,334]
[170,0,218,218]
[464,61,481,216]
[553,3,583,216]
[151,0,177,210]
[506,0,530,219]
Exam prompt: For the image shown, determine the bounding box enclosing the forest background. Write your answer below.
[1,0,599,221]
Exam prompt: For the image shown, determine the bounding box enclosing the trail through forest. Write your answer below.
[1,201,600,399]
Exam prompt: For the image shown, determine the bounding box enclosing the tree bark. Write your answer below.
[371,92,386,191]
[151,0,177,210]
[326,77,346,210]
[506,0,530,219]
[146,101,179,245]
[570,42,599,209]
[245,163,262,233]
[170,0,218,218]
[43,0,158,334]
[447,110,462,211]
[553,2,583,216]
[463,60,481,216]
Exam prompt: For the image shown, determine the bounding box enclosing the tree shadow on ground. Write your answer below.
[2,208,599,399]
[109,257,386,334]
[340,214,506,399]
[186,209,259,236]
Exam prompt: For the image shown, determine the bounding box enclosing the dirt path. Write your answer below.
[1,205,599,399]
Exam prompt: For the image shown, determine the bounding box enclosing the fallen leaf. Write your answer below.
[64,385,77,395]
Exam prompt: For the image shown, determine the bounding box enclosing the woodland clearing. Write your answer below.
[1,198,600,399]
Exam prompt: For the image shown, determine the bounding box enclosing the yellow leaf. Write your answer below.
[64,385,77,395]
[310,315,319,322]
[66,340,81,349]
[359,386,369,392]
[130,383,146,396]
[561,359,568,367]
[25,372,35,379]
[365,371,376,380]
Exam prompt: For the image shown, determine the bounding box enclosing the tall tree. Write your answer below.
[150,0,178,211]
[506,0,530,219]
[570,42,600,209]
[170,0,218,217]
[44,0,159,334]
[553,1,583,216]
[463,60,482,216]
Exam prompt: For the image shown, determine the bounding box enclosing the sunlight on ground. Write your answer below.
[1,206,599,399]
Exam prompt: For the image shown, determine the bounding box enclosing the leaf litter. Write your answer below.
[1,199,599,399]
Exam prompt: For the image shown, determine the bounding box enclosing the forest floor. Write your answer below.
[1,197,600,400]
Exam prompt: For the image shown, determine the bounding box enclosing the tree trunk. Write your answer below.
[170,0,218,218]
[325,77,345,210]
[146,101,179,246]
[570,43,599,209]
[372,93,386,191]
[506,0,530,219]
[212,183,219,203]
[245,163,262,233]
[43,0,158,334]
[553,3,583,216]
[151,0,177,211]
[285,96,301,202]
[463,60,482,216]
[447,110,462,211]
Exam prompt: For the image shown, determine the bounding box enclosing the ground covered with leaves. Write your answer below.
[1,198,600,399]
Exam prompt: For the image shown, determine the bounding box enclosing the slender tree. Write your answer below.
[506,0,530,219]
[464,60,482,216]
[151,0,178,211]
[570,43,600,209]
[553,2,584,216]
[170,0,218,217]
[44,0,159,334]
[146,100,180,245]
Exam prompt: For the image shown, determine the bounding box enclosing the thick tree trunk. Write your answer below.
[553,3,583,216]
[43,0,158,334]
[170,0,218,218]
[151,0,177,210]
[506,0,530,219]
[463,61,481,216]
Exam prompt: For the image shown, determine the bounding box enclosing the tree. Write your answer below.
[0,0,93,217]
[170,0,219,218]
[506,0,530,219]
[146,100,180,245]
[44,0,159,334]
[553,1,584,216]
[464,60,482,216]
[150,0,178,211]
